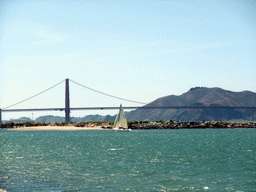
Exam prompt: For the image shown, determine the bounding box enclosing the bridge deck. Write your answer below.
[2,106,256,112]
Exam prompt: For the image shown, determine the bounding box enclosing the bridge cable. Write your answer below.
[69,79,147,105]
[3,79,65,110]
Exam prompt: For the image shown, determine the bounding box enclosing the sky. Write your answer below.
[0,0,256,120]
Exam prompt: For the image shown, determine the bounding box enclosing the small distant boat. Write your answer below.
[113,104,131,131]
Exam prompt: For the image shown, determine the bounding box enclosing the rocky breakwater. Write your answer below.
[207,121,256,128]
[128,121,256,129]
[128,122,170,129]
[0,122,15,128]
[14,122,50,127]
[74,122,113,129]
[0,122,70,129]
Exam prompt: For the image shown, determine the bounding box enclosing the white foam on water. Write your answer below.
[110,148,123,150]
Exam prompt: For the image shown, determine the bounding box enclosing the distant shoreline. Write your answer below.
[1,121,256,130]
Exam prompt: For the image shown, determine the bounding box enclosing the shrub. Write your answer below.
[155,120,165,123]
[85,121,109,125]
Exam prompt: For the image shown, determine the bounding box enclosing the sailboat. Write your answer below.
[113,104,131,131]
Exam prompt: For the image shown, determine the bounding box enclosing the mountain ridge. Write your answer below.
[126,87,256,121]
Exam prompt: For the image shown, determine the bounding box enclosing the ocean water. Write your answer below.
[0,129,255,191]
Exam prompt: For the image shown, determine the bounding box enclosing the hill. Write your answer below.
[126,87,256,121]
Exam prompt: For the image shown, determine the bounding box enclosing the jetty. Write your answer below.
[1,121,256,129]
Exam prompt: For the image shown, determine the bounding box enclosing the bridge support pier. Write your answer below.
[65,79,70,122]
[0,108,2,124]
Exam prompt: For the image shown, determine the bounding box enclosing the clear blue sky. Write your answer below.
[0,0,255,120]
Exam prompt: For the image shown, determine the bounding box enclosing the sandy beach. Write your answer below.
[11,125,104,131]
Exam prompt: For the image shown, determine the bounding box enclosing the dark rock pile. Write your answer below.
[14,122,50,127]
[0,122,15,128]
[74,122,99,127]
[0,122,50,128]
[128,122,168,129]
[74,122,113,129]
[128,121,256,129]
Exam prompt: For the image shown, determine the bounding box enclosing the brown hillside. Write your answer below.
[126,87,256,121]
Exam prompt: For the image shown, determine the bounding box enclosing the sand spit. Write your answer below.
[0,122,110,130]
[11,125,103,131]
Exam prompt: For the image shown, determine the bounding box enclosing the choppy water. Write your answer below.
[0,129,255,191]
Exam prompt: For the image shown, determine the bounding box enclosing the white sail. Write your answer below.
[113,104,128,129]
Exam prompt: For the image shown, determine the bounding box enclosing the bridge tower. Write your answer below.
[65,78,70,122]
[0,108,2,124]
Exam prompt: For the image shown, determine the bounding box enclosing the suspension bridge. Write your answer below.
[1,78,256,123]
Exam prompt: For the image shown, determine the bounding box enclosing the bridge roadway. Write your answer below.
[2,106,256,112]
